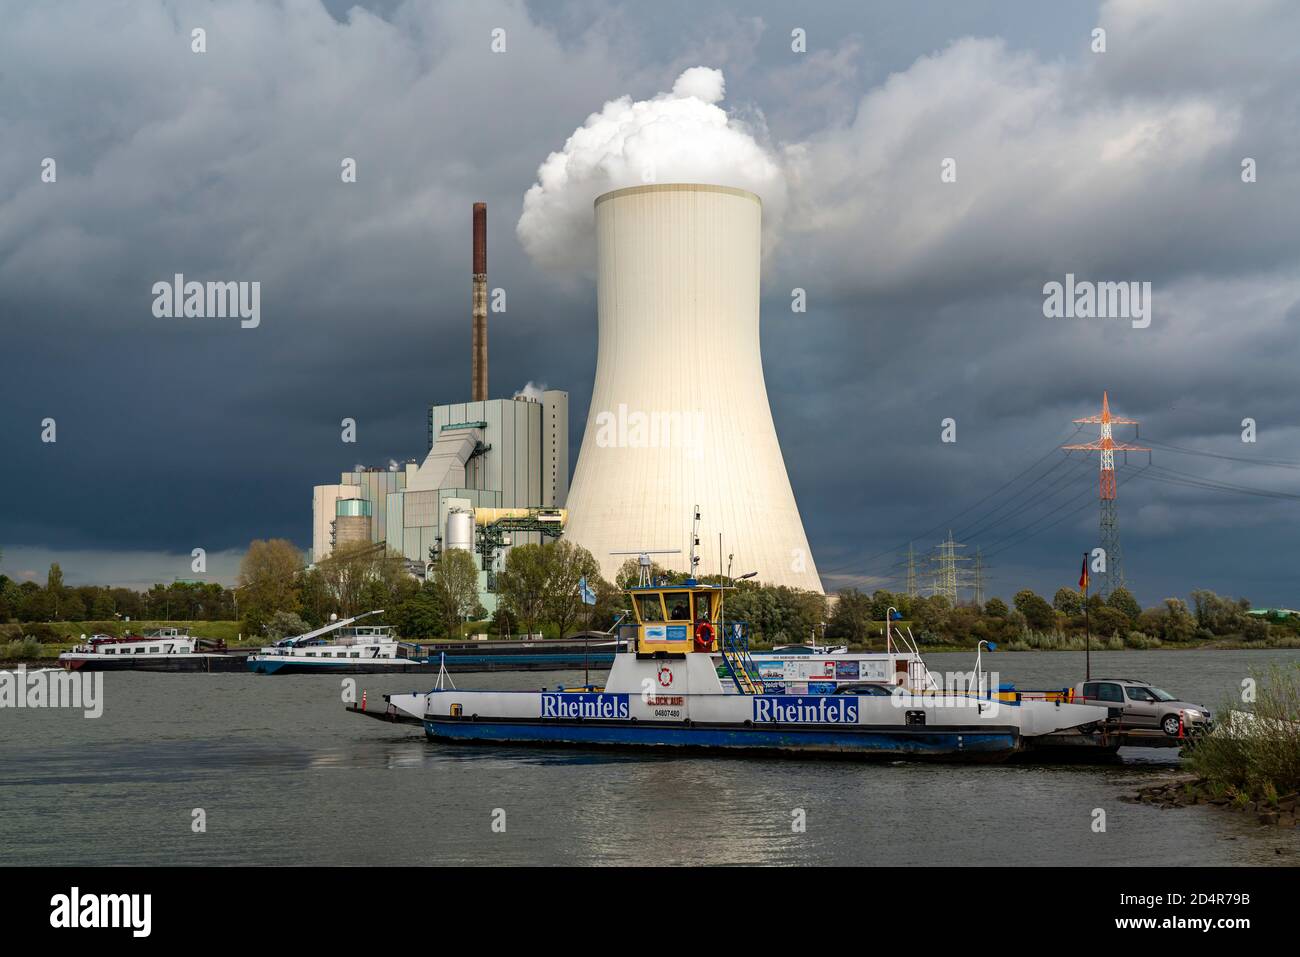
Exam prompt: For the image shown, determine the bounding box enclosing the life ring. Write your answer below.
[695,621,715,651]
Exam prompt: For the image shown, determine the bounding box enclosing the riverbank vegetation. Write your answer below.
[3,542,1298,650]
[825,586,1300,651]
[1183,664,1300,814]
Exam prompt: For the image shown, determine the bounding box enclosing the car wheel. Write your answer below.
[1161,714,1182,736]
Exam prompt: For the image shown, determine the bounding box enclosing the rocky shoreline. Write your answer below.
[1128,774,1299,828]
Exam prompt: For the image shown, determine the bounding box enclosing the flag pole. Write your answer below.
[579,576,595,689]
[1082,551,1091,681]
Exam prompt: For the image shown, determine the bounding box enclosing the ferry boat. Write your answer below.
[246,611,424,675]
[365,562,1110,761]
[59,627,242,673]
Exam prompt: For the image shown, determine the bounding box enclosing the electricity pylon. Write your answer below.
[1063,392,1148,597]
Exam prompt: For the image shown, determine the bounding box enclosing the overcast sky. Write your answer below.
[2,0,1298,606]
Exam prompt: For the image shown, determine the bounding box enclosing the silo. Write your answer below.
[334,498,372,549]
[445,508,475,553]
[563,184,822,592]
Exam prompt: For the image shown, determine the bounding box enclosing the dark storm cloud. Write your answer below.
[1,0,1297,606]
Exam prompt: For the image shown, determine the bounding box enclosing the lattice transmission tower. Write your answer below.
[1063,392,1149,597]
[930,531,969,604]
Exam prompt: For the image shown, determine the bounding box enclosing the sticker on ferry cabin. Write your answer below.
[835,660,859,680]
[787,660,835,680]
[758,663,785,679]
[808,681,837,695]
[644,625,668,642]
[860,661,890,681]
[666,625,688,641]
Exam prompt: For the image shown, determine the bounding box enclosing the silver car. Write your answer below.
[1077,678,1213,736]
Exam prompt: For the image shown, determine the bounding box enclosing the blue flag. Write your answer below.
[578,576,596,605]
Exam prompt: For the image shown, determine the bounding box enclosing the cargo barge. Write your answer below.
[58,628,250,673]
[248,611,623,675]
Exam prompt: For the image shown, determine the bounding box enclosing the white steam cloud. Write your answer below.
[513,380,547,402]
[517,67,785,271]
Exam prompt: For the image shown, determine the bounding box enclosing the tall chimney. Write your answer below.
[471,202,488,402]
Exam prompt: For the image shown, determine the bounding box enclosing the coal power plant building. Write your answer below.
[384,391,569,565]
[310,200,569,584]
[311,392,569,566]
[563,184,822,592]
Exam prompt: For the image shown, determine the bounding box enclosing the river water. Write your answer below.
[2,649,1298,866]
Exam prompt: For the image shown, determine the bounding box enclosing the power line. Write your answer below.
[819,421,1300,591]
[955,454,1093,543]
[1142,438,1300,470]
[817,424,1084,577]
[982,465,1149,559]
[1133,465,1300,502]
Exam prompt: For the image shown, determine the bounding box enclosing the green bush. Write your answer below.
[1,622,63,643]
[4,637,43,659]
[1185,664,1300,803]
[1123,631,1160,650]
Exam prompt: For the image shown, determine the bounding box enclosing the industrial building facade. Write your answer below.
[387,391,568,566]
[310,391,569,610]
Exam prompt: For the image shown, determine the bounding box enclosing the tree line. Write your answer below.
[0,564,236,626]
[3,541,1294,649]
[825,585,1298,649]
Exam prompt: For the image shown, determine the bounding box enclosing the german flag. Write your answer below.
[1078,554,1089,595]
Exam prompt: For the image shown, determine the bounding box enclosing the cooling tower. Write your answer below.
[564,183,822,592]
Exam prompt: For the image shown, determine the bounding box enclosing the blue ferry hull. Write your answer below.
[423,717,1019,759]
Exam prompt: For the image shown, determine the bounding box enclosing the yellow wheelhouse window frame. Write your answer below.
[662,591,692,622]
[693,591,715,622]
[634,592,666,622]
